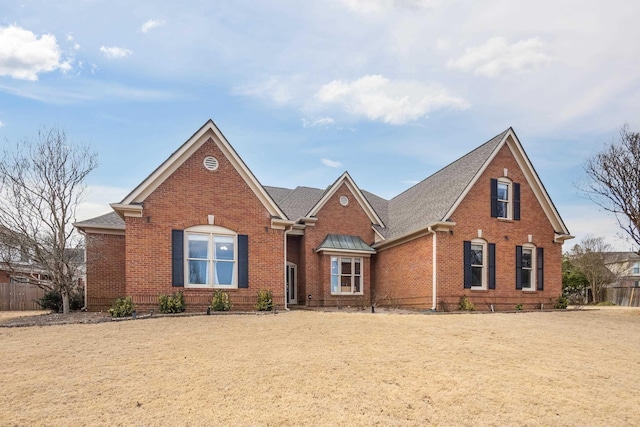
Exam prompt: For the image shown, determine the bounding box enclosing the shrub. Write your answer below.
[554,295,569,309]
[158,292,186,313]
[210,290,232,312]
[515,303,523,311]
[109,296,135,318]
[36,289,84,312]
[256,289,273,311]
[458,295,475,311]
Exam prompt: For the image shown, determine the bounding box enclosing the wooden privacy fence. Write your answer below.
[605,287,640,307]
[0,280,46,311]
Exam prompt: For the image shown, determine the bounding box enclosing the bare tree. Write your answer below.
[567,236,615,304]
[0,127,97,313]
[585,124,640,249]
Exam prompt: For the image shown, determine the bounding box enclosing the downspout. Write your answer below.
[283,225,293,311]
[428,226,437,311]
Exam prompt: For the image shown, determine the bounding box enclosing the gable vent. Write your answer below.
[203,156,219,171]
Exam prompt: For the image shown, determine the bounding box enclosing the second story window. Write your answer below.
[491,178,520,220]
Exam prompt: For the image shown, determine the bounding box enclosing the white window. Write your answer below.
[471,240,487,289]
[520,246,536,291]
[185,226,236,288]
[497,180,511,219]
[331,257,362,295]
[633,262,639,275]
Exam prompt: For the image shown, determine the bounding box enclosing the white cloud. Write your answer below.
[0,120,4,127]
[401,179,419,185]
[75,185,129,222]
[315,74,469,125]
[448,37,552,77]
[99,46,132,59]
[236,77,296,106]
[141,19,164,33]
[302,117,335,128]
[0,25,71,80]
[321,158,342,168]
[338,0,445,14]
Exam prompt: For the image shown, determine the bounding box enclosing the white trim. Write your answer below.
[520,243,536,292]
[110,203,143,218]
[470,238,488,290]
[330,256,364,295]
[318,249,373,258]
[307,172,384,227]
[118,120,287,220]
[442,129,571,237]
[184,225,238,288]
[373,221,455,251]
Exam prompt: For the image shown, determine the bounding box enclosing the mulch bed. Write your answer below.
[0,312,112,328]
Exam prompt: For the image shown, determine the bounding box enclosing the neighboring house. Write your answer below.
[74,120,573,312]
[603,252,640,287]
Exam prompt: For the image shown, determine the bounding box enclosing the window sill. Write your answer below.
[497,218,515,223]
[469,288,489,292]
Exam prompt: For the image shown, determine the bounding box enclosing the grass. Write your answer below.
[1,308,639,426]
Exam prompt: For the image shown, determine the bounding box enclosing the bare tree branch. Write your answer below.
[0,127,97,313]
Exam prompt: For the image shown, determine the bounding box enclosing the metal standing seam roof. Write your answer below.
[316,234,376,253]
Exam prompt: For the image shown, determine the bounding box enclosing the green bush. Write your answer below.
[36,289,84,312]
[109,296,135,318]
[515,303,523,311]
[158,292,186,313]
[210,290,232,311]
[554,295,569,309]
[256,289,273,311]
[458,295,475,311]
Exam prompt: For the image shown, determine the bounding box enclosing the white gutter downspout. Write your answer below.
[428,226,437,311]
[283,225,293,311]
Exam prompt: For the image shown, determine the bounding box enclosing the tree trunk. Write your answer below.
[61,289,70,314]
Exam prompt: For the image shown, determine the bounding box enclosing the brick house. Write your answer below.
[75,120,573,312]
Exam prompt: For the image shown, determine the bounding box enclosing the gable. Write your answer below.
[111,120,287,222]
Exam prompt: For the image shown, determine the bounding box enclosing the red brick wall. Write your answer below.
[302,183,375,307]
[124,137,284,312]
[85,233,126,311]
[439,143,563,311]
[375,142,564,311]
[373,234,434,309]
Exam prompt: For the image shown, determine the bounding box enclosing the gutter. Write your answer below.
[428,226,437,311]
[283,225,294,311]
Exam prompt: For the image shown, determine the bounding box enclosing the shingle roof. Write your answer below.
[264,186,327,220]
[76,129,514,241]
[380,129,508,240]
[74,212,125,230]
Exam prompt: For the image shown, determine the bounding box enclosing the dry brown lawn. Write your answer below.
[1,308,639,426]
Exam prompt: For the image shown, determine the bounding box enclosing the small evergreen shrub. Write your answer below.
[210,290,232,311]
[515,303,523,311]
[36,289,84,312]
[458,295,475,311]
[554,295,569,309]
[158,292,186,313]
[256,289,274,311]
[109,296,135,317]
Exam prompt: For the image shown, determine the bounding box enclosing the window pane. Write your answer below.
[521,269,532,288]
[331,257,339,275]
[215,261,234,285]
[354,275,361,293]
[188,234,209,259]
[341,258,352,275]
[497,183,509,201]
[188,260,209,284]
[497,201,507,218]
[341,274,351,293]
[331,275,339,293]
[472,266,483,287]
[214,236,234,261]
[522,249,532,269]
[354,258,361,275]
[471,245,483,266]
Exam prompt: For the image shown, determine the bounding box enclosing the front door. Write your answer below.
[286,262,297,305]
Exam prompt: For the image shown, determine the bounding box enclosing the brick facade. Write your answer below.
[85,233,126,311]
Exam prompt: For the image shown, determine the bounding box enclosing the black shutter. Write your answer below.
[172,230,184,287]
[238,234,248,288]
[463,241,472,289]
[537,247,544,291]
[513,183,521,220]
[515,245,523,290]
[490,178,498,218]
[488,243,496,290]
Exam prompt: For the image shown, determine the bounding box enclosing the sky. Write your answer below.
[1,0,640,252]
